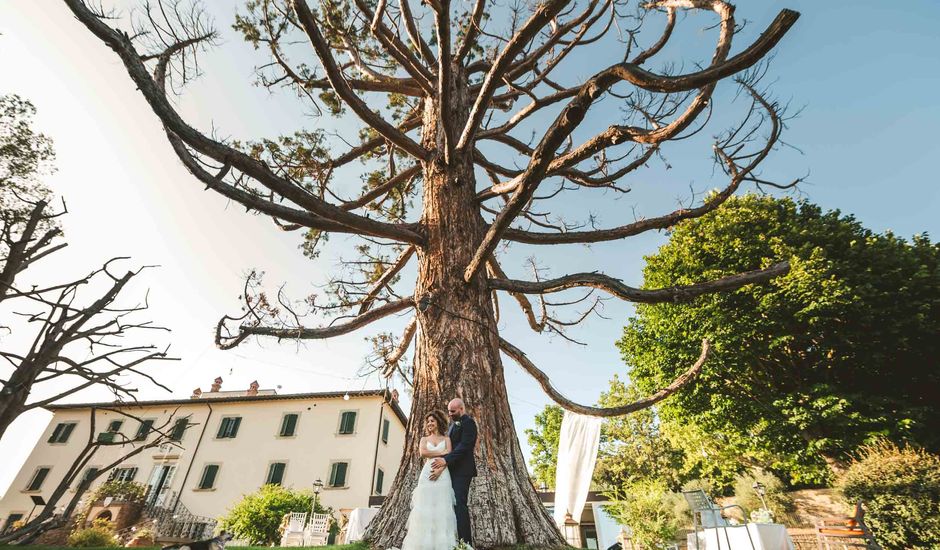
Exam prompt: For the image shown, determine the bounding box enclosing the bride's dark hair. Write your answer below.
[424,410,448,436]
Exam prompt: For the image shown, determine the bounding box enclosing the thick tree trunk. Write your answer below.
[365,73,566,549]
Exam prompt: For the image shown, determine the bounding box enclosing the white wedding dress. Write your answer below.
[392,438,458,550]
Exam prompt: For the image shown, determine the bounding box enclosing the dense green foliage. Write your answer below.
[67,519,118,548]
[525,404,564,489]
[837,441,940,550]
[604,480,683,549]
[595,376,684,490]
[218,484,331,546]
[618,195,940,485]
[731,469,796,523]
[89,481,148,503]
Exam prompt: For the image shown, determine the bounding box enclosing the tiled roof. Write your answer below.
[44,389,409,426]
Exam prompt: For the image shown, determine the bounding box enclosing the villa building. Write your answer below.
[0,379,407,536]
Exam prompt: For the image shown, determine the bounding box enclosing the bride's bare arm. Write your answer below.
[418,436,432,457]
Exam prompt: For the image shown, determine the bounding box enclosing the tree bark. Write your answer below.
[365,70,566,549]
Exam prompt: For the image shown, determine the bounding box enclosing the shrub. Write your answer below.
[732,468,796,523]
[219,484,333,545]
[90,480,148,503]
[605,479,683,549]
[68,518,119,547]
[837,441,940,550]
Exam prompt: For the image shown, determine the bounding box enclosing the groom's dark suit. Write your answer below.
[444,414,477,545]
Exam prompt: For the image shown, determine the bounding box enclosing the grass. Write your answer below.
[5,545,545,550]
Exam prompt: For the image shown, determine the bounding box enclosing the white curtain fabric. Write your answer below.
[553,410,603,527]
[592,502,625,550]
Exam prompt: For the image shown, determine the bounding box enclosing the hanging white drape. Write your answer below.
[553,410,603,528]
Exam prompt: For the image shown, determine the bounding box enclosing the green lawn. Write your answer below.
[11,546,369,550]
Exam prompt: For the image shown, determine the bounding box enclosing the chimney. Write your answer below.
[390,389,399,402]
[210,377,223,392]
[191,388,202,399]
[247,380,260,396]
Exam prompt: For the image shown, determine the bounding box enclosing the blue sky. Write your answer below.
[0,0,938,496]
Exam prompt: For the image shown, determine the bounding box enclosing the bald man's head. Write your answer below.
[447,398,465,421]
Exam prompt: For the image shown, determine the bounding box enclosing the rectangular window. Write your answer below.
[26,467,51,491]
[134,420,155,441]
[216,417,242,439]
[329,462,348,488]
[266,462,286,485]
[107,420,123,433]
[48,422,77,444]
[198,465,219,490]
[280,414,298,437]
[77,467,99,489]
[381,418,390,444]
[170,418,189,441]
[2,514,24,535]
[338,411,357,435]
[375,468,385,495]
[109,467,138,482]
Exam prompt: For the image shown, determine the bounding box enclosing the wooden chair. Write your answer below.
[815,502,880,550]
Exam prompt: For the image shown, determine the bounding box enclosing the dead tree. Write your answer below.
[0,407,183,545]
[0,257,175,439]
[64,0,800,546]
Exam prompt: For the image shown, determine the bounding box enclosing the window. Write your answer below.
[2,514,24,535]
[266,462,286,485]
[328,461,348,488]
[338,411,357,435]
[25,467,50,491]
[217,417,241,439]
[109,467,138,482]
[48,422,77,444]
[279,414,298,437]
[170,418,189,441]
[134,420,155,441]
[107,420,123,433]
[198,465,219,490]
[381,418,390,444]
[76,467,99,489]
[375,468,385,495]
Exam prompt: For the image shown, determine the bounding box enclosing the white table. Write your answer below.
[686,523,795,550]
[344,507,380,543]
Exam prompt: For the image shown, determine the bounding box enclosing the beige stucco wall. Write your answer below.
[0,393,406,529]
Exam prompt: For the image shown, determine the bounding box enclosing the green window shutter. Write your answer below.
[382,419,390,444]
[339,412,356,434]
[171,419,188,441]
[108,420,123,433]
[267,463,286,485]
[61,422,76,443]
[135,420,154,441]
[281,414,298,436]
[28,467,50,491]
[48,424,63,443]
[375,469,384,495]
[330,462,348,487]
[199,465,219,489]
[217,418,229,438]
[229,417,242,438]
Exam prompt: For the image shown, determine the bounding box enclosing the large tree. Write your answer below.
[0,94,173,440]
[619,194,940,485]
[64,0,800,546]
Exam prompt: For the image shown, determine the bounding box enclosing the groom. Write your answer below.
[430,397,477,546]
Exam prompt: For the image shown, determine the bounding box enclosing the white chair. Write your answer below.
[683,490,755,550]
[280,512,307,547]
[302,513,330,546]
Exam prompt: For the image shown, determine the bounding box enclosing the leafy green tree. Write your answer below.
[605,479,683,549]
[837,441,940,550]
[595,376,684,490]
[619,194,940,485]
[525,404,563,489]
[219,484,330,545]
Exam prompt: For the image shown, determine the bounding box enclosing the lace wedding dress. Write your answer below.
[391,438,458,550]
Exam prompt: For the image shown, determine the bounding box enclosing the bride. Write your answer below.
[393,410,459,550]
